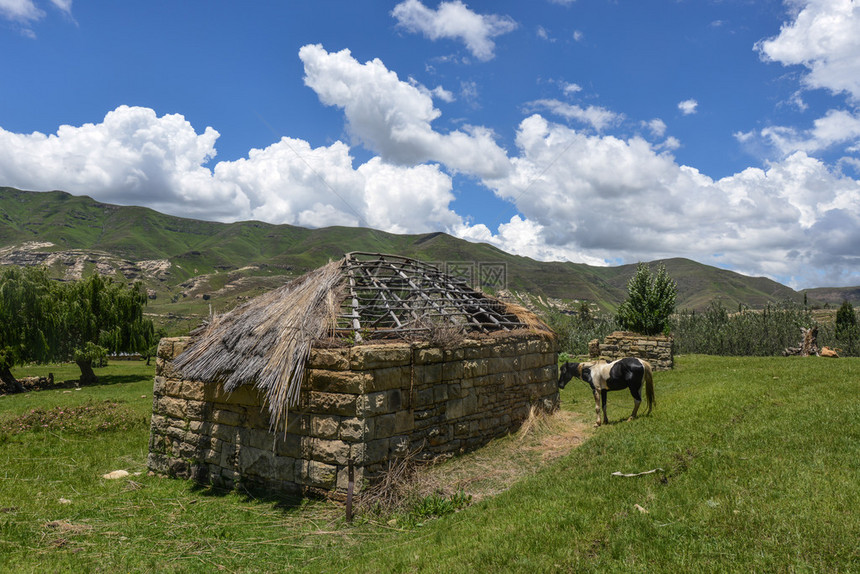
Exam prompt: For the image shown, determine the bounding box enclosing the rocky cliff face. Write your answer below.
[0,241,172,282]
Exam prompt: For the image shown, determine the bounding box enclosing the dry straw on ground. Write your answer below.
[357,407,591,515]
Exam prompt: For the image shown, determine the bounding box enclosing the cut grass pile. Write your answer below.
[1,355,858,573]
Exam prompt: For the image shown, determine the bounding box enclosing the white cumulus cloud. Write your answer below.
[525,99,622,132]
[391,0,517,61]
[748,1,860,159]
[678,99,698,115]
[299,44,510,179]
[477,114,860,287]
[0,105,470,236]
[757,0,860,101]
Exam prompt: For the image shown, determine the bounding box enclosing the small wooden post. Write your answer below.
[345,458,355,523]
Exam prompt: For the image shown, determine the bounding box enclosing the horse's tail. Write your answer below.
[640,359,655,415]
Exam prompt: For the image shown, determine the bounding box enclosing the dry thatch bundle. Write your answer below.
[173,253,553,433]
[173,260,344,432]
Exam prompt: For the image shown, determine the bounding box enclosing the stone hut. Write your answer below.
[148,253,559,496]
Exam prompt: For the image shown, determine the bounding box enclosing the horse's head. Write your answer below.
[558,361,591,389]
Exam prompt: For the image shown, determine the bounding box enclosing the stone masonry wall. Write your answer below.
[148,334,558,496]
[588,331,673,371]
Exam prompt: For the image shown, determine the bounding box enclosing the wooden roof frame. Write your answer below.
[337,252,526,342]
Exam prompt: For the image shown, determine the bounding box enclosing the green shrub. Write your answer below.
[616,262,677,336]
[672,300,818,356]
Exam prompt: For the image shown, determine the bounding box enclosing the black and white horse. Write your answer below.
[558,357,654,427]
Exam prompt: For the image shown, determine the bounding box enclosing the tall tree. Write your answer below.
[616,262,677,336]
[835,300,858,352]
[0,267,62,392]
[58,274,155,384]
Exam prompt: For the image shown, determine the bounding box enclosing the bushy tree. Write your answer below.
[0,267,62,392]
[57,274,155,384]
[836,301,857,336]
[834,300,858,354]
[0,269,156,389]
[546,307,619,356]
[616,262,677,336]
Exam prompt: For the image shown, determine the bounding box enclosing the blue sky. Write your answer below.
[2,1,860,289]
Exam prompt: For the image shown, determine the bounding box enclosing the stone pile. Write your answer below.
[588,331,673,371]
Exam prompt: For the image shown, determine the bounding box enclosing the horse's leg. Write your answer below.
[601,389,609,425]
[628,381,643,421]
[593,389,602,427]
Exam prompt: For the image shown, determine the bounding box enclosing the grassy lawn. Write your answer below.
[1,356,858,572]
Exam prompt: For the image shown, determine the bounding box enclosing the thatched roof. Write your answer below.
[173,253,551,432]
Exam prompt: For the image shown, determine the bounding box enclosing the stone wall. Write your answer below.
[148,334,558,496]
[588,331,673,371]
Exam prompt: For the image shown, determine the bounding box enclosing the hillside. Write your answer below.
[0,187,832,332]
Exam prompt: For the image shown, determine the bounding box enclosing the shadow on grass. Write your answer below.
[188,481,310,512]
[4,373,152,395]
[90,374,150,387]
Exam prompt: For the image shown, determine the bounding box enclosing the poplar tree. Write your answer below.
[616,262,677,336]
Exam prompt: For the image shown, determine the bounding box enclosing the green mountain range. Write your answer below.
[2,187,854,333]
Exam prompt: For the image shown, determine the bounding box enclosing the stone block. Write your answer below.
[363,438,389,465]
[349,344,411,370]
[463,345,482,359]
[212,407,243,427]
[339,417,369,441]
[241,427,275,451]
[415,347,444,365]
[274,433,301,458]
[157,396,186,420]
[415,387,435,408]
[272,455,296,482]
[307,369,369,394]
[178,380,205,401]
[358,390,389,416]
[307,348,349,371]
[442,361,464,380]
[446,394,477,420]
[304,391,358,416]
[238,446,272,478]
[152,376,167,395]
[149,414,169,433]
[310,415,340,439]
[394,410,414,433]
[184,399,209,421]
[336,465,365,492]
[309,438,351,465]
[156,338,176,360]
[160,379,184,398]
[367,366,409,392]
[464,359,488,378]
[390,435,409,457]
[415,363,443,386]
[373,413,397,438]
[296,460,337,489]
[207,384,260,406]
[244,407,270,429]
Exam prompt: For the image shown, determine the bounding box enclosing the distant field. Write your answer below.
[1,356,858,572]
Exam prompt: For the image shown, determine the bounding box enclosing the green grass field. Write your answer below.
[1,356,858,572]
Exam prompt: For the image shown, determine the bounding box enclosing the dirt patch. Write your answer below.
[43,520,92,535]
[358,407,592,513]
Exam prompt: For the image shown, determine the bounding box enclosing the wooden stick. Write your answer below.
[611,468,664,478]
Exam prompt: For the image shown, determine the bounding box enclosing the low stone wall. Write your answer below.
[588,331,673,371]
[148,334,558,496]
